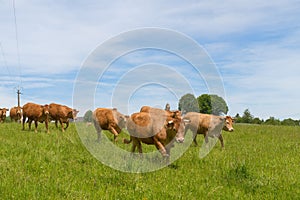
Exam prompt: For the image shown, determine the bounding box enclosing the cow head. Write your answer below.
[166,118,190,143]
[68,109,79,119]
[222,116,234,132]
[115,112,129,130]
[43,104,50,115]
[1,108,9,116]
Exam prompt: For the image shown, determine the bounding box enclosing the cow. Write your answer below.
[183,112,234,148]
[123,110,190,163]
[10,106,22,122]
[22,102,50,133]
[49,103,79,132]
[93,108,128,142]
[0,108,9,123]
[140,105,182,119]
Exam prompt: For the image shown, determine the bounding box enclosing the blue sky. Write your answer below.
[1,0,300,119]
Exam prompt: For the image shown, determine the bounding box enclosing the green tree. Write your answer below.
[234,113,242,123]
[281,118,296,126]
[241,109,253,123]
[178,93,199,113]
[197,94,228,115]
[83,110,93,122]
[264,117,281,125]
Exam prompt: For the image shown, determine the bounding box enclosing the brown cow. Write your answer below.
[22,102,50,133]
[0,108,9,123]
[183,112,234,148]
[123,110,189,162]
[93,108,128,142]
[49,103,79,132]
[10,106,22,122]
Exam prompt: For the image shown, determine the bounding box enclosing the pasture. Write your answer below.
[0,123,299,199]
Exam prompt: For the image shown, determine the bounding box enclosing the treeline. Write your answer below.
[81,93,299,126]
[235,109,300,126]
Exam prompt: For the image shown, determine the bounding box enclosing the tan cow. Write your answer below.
[22,102,50,133]
[10,106,22,122]
[183,112,234,148]
[0,108,9,123]
[140,105,182,119]
[49,103,79,132]
[123,110,189,162]
[93,108,128,142]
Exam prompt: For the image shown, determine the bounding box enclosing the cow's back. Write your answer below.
[49,103,73,119]
[184,112,211,133]
[23,103,43,118]
[93,108,115,129]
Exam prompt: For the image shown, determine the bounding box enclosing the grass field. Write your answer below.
[0,122,299,199]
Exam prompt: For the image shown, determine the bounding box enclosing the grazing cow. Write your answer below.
[123,110,189,162]
[49,103,79,132]
[93,108,128,142]
[10,106,22,122]
[140,106,182,119]
[0,108,9,123]
[183,112,234,148]
[22,102,50,133]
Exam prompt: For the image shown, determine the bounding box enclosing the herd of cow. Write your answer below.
[0,103,234,161]
[92,105,234,161]
[0,102,79,133]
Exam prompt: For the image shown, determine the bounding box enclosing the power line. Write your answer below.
[12,0,22,85]
[0,42,15,84]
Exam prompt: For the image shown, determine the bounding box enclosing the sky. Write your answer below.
[1,0,300,119]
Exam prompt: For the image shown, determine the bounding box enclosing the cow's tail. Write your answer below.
[123,137,132,144]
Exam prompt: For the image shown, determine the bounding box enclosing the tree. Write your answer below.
[264,117,281,125]
[234,113,242,123]
[241,109,253,123]
[197,94,228,115]
[83,110,93,122]
[281,118,296,126]
[178,93,199,113]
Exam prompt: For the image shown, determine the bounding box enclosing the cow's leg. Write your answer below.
[55,120,58,128]
[34,121,38,133]
[165,146,171,165]
[93,120,102,142]
[65,120,69,129]
[153,137,168,157]
[137,141,142,155]
[45,120,49,134]
[193,132,198,146]
[108,126,119,142]
[59,119,65,132]
[28,119,32,130]
[218,134,224,149]
[22,116,26,130]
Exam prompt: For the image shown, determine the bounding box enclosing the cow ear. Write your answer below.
[166,120,174,128]
[183,119,191,125]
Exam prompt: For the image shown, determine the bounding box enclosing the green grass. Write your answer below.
[0,123,300,199]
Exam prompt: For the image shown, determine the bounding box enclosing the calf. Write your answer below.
[49,103,79,132]
[22,102,50,133]
[93,108,128,142]
[183,112,234,148]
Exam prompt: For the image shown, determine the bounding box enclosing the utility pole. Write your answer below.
[17,88,21,107]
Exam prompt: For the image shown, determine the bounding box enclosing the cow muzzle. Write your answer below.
[176,137,184,143]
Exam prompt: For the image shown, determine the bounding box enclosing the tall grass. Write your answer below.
[0,123,299,199]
